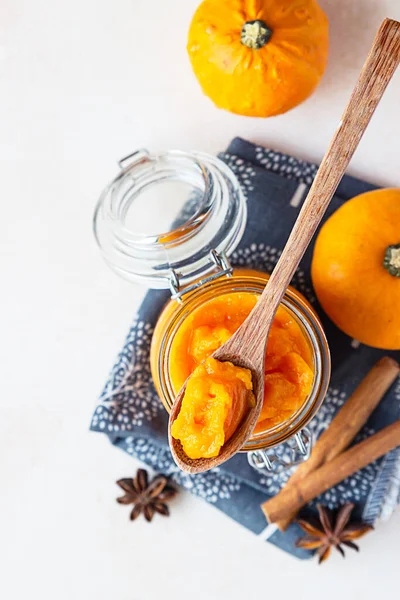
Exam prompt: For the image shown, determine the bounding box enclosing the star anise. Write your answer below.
[296,503,373,563]
[116,469,178,522]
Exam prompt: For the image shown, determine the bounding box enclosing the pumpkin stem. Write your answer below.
[241,20,272,49]
[383,244,400,278]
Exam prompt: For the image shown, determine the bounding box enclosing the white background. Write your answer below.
[2,1,400,598]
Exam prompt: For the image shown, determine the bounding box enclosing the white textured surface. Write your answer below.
[2,1,400,598]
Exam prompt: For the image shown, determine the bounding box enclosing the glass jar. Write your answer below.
[150,271,330,470]
[94,149,331,473]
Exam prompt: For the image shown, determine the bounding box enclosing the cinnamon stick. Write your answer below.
[263,419,400,525]
[266,357,399,531]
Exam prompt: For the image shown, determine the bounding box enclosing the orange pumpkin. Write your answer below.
[311,189,400,350]
[187,0,329,117]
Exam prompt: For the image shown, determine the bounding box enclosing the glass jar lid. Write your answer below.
[93,149,247,290]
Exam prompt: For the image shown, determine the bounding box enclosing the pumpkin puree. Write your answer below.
[170,292,314,458]
[171,357,255,459]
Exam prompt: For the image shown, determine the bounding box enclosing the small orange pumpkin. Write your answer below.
[187,0,329,117]
[311,189,400,350]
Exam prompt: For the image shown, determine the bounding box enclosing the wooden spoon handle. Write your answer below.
[251,18,400,329]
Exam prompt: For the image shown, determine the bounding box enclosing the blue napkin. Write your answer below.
[91,138,400,559]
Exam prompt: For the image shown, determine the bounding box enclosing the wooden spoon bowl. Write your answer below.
[168,349,266,474]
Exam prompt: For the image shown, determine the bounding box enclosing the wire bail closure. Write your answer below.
[168,250,233,303]
[247,427,313,473]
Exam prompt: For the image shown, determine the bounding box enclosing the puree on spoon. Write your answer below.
[171,357,255,459]
[170,292,314,458]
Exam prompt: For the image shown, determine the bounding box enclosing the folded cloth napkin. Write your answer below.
[90,138,400,559]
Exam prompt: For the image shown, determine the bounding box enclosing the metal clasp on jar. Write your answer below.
[168,250,233,303]
[247,427,313,473]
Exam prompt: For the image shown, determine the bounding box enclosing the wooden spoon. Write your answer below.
[168,18,400,474]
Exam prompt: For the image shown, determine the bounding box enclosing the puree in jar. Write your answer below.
[170,292,314,457]
[171,357,255,459]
